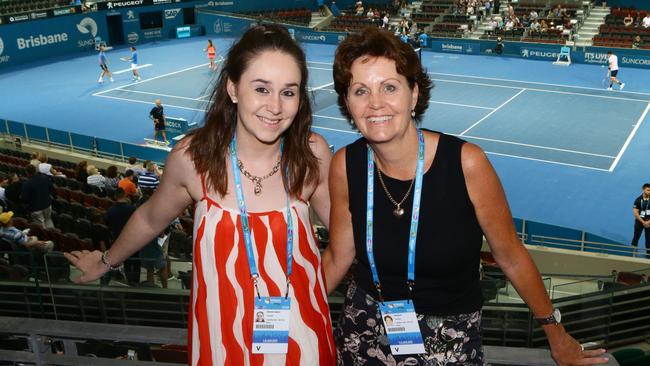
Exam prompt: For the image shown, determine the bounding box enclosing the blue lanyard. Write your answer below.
[229,135,293,298]
[366,129,425,303]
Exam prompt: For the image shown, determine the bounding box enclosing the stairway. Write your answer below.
[575,5,609,46]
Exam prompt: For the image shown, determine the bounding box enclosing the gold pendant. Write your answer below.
[254,182,262,196]
[393,206,404,218]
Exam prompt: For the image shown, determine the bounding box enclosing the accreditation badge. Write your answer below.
[379,300,425,355]
[252,297,291,354]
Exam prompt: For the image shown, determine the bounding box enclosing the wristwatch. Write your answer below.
[535,308,562,325]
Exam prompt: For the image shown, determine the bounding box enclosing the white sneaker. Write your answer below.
[98,78,103,83]
[607,87,612,91]
[110,78,114,82]
[620,83,625,90]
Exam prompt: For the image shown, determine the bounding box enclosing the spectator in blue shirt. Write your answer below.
[0,211,53,253]
[138,162,160,191]
[330,1,341,17]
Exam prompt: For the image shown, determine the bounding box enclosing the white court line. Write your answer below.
[92,62,210,96]
[484,150,610,172]
[460,89,527,136]
[309,82,334,92]
[113,88,209,102]
[314,114,347,121]
[312,125,360,135]
[460,134,616,159]
[113,64,153,75]
[93,94,207,113]
[432,75,649,103]
[307,61,334,66]
[197,93,212,100]
[309,66,334,71]
[609,102,650,172]
[432,78,522,90]
[428,71,650,97]
[429,100,495,110]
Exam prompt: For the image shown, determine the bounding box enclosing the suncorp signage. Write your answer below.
[299,34,326,42]
[76,17,99,48]
[0,37,9,63]
[621,55,650,66]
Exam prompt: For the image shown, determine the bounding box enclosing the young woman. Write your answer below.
[65,24,335,365]
[323,27,608,366]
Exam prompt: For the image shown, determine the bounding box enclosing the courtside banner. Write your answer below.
[430,40,479,54]
[0,13,108,70]
[96,0,194,11]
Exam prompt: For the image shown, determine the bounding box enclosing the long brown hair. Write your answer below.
[187,24,319,198]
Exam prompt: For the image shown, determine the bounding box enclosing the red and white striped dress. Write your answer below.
[188,185,336,366]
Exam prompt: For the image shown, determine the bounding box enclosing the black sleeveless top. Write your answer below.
[346,131,484,315]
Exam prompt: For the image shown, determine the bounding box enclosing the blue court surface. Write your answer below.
[1,35,649,245]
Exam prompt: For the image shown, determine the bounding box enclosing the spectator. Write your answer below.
[140,227,169,288]
[105,165,121,191]
[643,14,650,28]
[118,170,138,199]
[540,19,548,32]
[4,173,22,209]
[530,19,540,32]
[21,164,54,229]
[126,157,146,177]
[138,163,160,191]
[331,0,341,17]
[104,188,139,285]
[632,183,650,258]
[624,13,634,27]
[0,211,54,253]
[38,154,63,177]
[355,2,364,16]
[633,35,642,49]
[75,161,88,183]
[366,7,374,18]
[86,166,106,190]
[29,152,41,168]
[529,9,538,21]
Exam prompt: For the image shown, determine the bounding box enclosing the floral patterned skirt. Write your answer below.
[334,281,484,366]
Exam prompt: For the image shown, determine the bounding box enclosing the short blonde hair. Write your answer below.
[87,165,99,175]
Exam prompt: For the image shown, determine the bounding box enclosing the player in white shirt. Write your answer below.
[607,51,625,91]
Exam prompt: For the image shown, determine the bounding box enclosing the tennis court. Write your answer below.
[1,35,650,243]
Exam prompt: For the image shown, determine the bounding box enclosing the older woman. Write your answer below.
[322,27,608,366]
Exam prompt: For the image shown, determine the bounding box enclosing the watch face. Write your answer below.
[553,308,561,323]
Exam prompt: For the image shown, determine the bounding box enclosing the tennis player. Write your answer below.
[126,46,142,81]
[205,39,217,71]
[98,46,114,83]
[149,99,168,144]
[607,50,625,91]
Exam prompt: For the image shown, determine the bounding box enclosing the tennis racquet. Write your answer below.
[120,56,129,62]
[601,69,611,88]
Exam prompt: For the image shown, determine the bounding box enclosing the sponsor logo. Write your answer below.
[213,19,222,33]
[207,1,234,5]
[53,6,76,16]
[30,12,48,19]
[621,56,650,66]
[128,32,139,43]
[16,33,69,50]
[520,48,557,59]
[107,0,144,9]
[164,8,181,19]
[143,29,162,38]
[0,37,9,64]
[441,43,463,52]
[9,14,29,22]
[154,0,172,4]
[300,34,326,42]
[76,17,98,37]
[338,35,346,42]
[288,28,295,40]
[127,10,135,20]
[583,52,608,64]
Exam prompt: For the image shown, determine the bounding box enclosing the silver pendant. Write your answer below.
[393,206,404,218]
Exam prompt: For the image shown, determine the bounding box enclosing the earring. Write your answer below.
[411,110,416,118]
[232,98,237,104]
